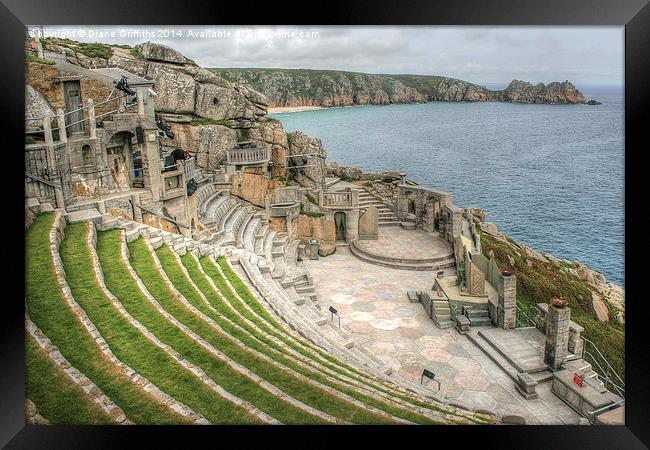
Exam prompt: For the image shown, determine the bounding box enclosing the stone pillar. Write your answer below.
[544,300,571,370]
[399,172,407,185]
[56,109,67,143]
[43,116,54,147]
[346,209,360,243]
[136,90,145,117]
[87,99,97,139]
[497,270,517,329]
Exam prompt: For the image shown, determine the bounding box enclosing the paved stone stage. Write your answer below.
[305,246,581,424]
[354,227,453,262]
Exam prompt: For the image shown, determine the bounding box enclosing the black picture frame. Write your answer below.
[2,0,648,448]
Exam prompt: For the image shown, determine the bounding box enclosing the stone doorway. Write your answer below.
[106,131,142,191]
[335,211,347,241]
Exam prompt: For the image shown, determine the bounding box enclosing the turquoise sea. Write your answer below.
[272,85,625,286]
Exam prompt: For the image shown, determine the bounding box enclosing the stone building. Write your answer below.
[25,55,200,235]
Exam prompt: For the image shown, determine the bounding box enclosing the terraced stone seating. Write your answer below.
[25,209,496,425]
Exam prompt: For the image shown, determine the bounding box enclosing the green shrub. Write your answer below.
[305,192,318,205]
[76,43,112,59]
[26,53,55,65]
[129,47,144,60]
[190,117,233,127]
[25,135,38,145]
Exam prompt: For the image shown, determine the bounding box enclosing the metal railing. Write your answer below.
[516,304,537,328]
[581,337,625,398]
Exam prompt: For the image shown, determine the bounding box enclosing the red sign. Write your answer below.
[573,372,584,388]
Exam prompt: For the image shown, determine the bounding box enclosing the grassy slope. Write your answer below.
[90,227,262,424]
[157,245,432,424]
[127,238,332,425]
[25,214,185,425]
[211,68,489,103]
[479,229,625,379]
[25,331,113,425]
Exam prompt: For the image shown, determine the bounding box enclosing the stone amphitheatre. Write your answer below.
[24,38,624,425]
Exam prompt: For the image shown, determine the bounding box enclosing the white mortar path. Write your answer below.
[305,245,581,425]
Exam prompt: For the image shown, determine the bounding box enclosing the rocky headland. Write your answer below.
[212,68,590,108]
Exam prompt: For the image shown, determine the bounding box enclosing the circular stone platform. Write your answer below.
[350,227,455,271]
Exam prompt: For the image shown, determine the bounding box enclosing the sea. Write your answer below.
[271,84,625,286]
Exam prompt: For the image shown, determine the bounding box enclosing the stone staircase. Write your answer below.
[464,306,493,327]
[358,189,400,226]
[432,300,454,329]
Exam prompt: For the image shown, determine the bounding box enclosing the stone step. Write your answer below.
[149,236,164,249]
[477,329,548,374]
[350,240,456,268]
[436,320,455,330]
[466,331,519,382]
[294,284,315,294]
[466,309,490,319]
[468,317,493,327]
[350,244,456,271]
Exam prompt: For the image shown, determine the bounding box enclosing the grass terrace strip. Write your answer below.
[179,251,451,424]
[78,225,263,424]
[156,244,419,424]
[127,237,333,424]
[25,214,189,425]
[211,255,492,424]
[25,330,114,425]
[134,239,397,425]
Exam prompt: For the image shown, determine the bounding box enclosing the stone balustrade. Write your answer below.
[227,146,270,165]
[323,190,359,208]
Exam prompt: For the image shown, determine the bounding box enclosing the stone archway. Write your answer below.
[334,211,347,241]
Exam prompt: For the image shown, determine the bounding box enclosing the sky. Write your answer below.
[37,26,624,85]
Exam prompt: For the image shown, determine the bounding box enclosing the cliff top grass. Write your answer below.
[478,228,625,379]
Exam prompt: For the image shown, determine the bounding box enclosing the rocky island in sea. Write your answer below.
[24,36,624,426]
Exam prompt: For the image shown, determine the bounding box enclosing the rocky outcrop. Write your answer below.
[25,83,54,130]
[498,80,586,104]
[39,40,286,173]
[213,68,588,107]
[287,131,327,188]
[138,41,187,65]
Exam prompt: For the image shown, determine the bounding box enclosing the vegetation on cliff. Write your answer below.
[211,68,587,107]
[478,228,624,379]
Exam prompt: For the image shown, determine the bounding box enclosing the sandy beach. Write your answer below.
[268,106,324,114]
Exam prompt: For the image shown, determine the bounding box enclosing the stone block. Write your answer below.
[455,315,470,334]
[407,291,420,303]
[318,241,336,257]
[515,372,538,400]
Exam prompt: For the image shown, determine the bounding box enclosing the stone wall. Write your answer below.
[397,185,451,232]
[296,214,336,244]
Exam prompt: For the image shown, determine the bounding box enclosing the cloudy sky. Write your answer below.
[39,26,623,85]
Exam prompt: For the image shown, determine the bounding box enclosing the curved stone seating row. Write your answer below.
[196,184,222,217]
[235,252,393,375]
[26,316,131,425]
[191,251,471,424]
[96,218,442,423]
[138,238,348,424]
[47,213,210,424]
[91,212,487,421]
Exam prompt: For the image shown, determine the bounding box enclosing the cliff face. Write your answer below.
[212,68,587,107]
